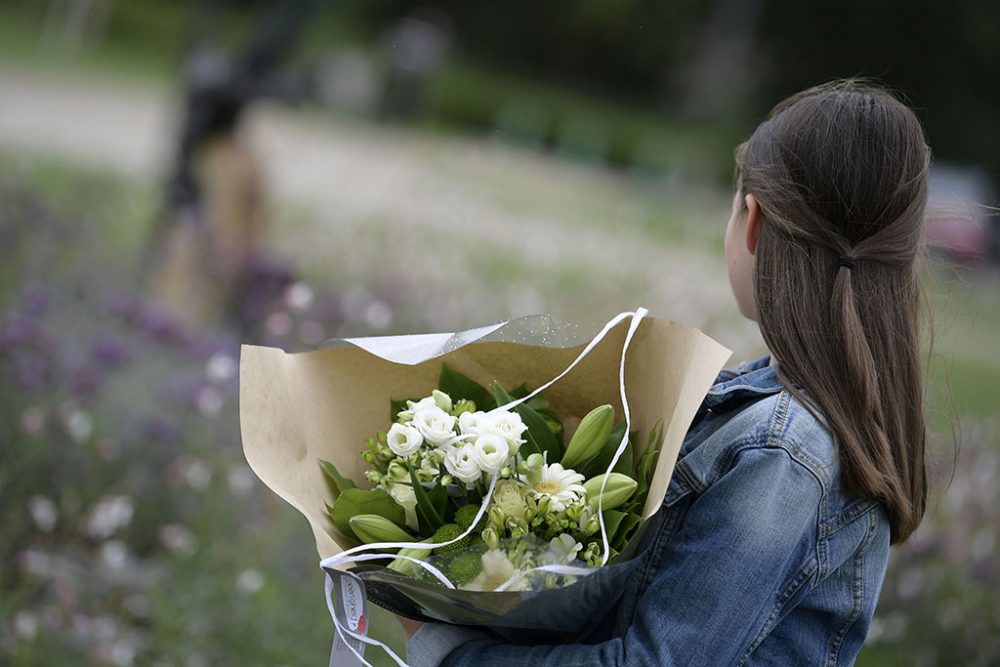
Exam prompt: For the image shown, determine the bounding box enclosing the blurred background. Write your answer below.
[1,1,998,665]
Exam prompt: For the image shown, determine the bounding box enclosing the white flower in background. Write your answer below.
[412,406,457,446]
[463,549,529,592]
[548,534,584,563]
[472,434,510,475]
[85,495,134,539]
[386,423,424,457]
[445,446,482,485]
[527,463,586,512]
[387,482,420,530]
[485,409,528,455]
[28,495,58,533]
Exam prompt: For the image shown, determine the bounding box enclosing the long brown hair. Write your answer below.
[736,79,929,544]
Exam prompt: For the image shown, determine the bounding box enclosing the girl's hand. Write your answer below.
[396,615,424,640]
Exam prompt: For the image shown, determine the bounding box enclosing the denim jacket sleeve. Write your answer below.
[408,443,823,667]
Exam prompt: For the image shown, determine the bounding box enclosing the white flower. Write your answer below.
[492,480,528,519]
[432,389,453,412]
[412,406,457,446]
[485,409,528,455]
[548,534,583,562]
[444,446,482,485]
[527,463,586,512]
[386,423,424,457]
[387,483,420,530]
[472,434,510,475]
[407,396,438,411]
[458,410,490,436]
[463,549,529,592]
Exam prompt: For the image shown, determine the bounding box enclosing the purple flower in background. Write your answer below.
[69,365,103,399]
[142,415,179,445]
[19,283,48,317]
[91,338,131,370]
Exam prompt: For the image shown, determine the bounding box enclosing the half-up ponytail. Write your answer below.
[737,79,929,543]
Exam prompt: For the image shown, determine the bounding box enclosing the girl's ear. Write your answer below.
[744,193,761,255]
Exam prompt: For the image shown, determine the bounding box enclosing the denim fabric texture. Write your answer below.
[407,356,892,667]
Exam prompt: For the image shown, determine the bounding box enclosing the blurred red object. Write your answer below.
[924,165,996,265]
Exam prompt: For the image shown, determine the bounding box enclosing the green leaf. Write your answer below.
[612,434,635,476]
[324,502,363,548]
[329,488,405,540]
[410,469,444,533]
[439,363,496,411]
[612,513,642,552]
[509,383,530,399]
[318,459,357,500]
[633,418,665,509]
[601,510,627,543]
[493,382,558,460]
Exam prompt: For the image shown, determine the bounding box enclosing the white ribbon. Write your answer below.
[320,308,649,667]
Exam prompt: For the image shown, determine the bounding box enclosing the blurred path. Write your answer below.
[0,64,763,358]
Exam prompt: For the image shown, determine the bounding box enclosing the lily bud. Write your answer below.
[387,546,432,575]
[433,389,453,412]
[362,450,377,464]
[561,405,614,469]
[584,473,638,511]
[349,514,414,544]
[396,410,415,423]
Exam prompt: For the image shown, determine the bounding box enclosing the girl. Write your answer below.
[403,79,930,666]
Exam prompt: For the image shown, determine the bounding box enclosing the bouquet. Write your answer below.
[319,362,664,594]
[240,309,730,664]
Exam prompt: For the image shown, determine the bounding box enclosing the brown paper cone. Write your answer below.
[240,314,731,567]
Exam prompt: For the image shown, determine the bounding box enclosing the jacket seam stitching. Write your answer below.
[825,509,878,666]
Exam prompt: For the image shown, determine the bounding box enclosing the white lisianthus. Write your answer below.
[458,410,490,436]
[472,434,510,475]
[407,396,438,412]
[485,409,528,456]
[548,533,583,563]
[527,462,586,512]
[444,446,482,485]
[463,549,529,592]
[432,389,453,412]
[386,423,424,457]
[412,406,457,446]
[386,482,419,531]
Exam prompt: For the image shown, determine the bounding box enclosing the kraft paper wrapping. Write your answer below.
[239,313,731,571]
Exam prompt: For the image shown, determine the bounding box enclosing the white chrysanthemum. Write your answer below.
[485,409,528,456]
[412,406,457,446]
[463,549,529,592]
[472,434,510,475]
[527,463,586,512]
[444,446,482,485]
[386,423,424,457]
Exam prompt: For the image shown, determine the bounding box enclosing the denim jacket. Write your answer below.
[408,356,892,666]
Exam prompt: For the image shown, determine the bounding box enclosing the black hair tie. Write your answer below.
[838,255,858,269]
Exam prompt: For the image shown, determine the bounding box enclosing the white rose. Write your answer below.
[444,446,482,485]
[458,410,490,436]
[472,433,510,475]
[485,409,528,455]
[412,406,457,446]
[386,423,424,457]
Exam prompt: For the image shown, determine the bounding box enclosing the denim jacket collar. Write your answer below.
[703,354,784,413]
